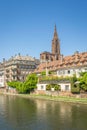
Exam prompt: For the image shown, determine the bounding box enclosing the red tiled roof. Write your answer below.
[34,52,87,73]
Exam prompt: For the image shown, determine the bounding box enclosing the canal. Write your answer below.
[0,94,87,130]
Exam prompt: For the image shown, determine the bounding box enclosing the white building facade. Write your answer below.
[37,81,71,92]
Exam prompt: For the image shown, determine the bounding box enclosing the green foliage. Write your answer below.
[41,71,46,76]
[79,72,87,91]
[71,75,80,93]
[24,73,38,91]
[79,72,87,77]
[41,71,52,76]
[7,81,20,88]
[46,84,51,90]
[54,84,60,91]
[39,75,71,82]
[7,73,38,94]
[46,84,60,91]
[16,82,26,93]
[49,71,52,74]
[71,84,80,93]
[70,74,77,84]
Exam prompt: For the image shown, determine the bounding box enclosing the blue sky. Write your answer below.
[0,0,87,61]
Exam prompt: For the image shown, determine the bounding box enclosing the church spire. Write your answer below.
[54,24,58,39]
[52,25,61,60]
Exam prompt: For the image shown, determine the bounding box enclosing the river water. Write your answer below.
[0,94,87,130]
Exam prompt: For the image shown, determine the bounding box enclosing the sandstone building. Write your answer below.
[40,25,61,63]
[0,54,40,87]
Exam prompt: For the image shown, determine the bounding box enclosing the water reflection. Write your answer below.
[0,94,87,130]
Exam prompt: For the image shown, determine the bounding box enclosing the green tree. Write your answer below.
[7,81,20,88]
[24,73,38,92]
[71,75,80,93]
[7,73,38,94]
[79,72,87,91]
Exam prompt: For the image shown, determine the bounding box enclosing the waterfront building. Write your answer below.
[35,26,87,78]
[0,54,40,87]
[36,51,87,78]
[37,80,71,93]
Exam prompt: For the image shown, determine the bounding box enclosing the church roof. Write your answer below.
[34,52,87,73]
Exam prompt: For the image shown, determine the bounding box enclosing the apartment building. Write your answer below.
[0,54,40,87]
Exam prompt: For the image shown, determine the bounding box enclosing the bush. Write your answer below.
[71,84,80,94]
[46,84,51,90]
[46,84,60,91]
[7,73,38,94]
[54,84,60,91]
[41,71,46,76]
[79,72,87,92]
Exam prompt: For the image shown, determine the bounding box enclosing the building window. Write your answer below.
[67,70,70,74]
[29,66,32,69]
[41,85,44,90]
[41,56,44,59]
[65,85,69,91]
[62,70,65,74]
[58,71,62,75]
[85,68,87,71]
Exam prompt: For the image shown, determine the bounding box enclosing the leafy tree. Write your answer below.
[7,73,38,94]
[7,81,20,88]
[79,72,87,91]
[71,75,80,93]
[16,82,26,93]
[24,73,38,92]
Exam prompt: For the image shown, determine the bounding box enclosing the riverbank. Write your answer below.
[2,92,87,105]
[20,94,87,104]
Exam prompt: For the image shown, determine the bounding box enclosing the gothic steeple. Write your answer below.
[52,25,60,60]
[54,25,58,39]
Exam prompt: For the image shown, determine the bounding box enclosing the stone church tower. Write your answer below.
[52,25,60,60]
[40,25,61,62]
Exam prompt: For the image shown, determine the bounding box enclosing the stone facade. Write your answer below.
[0,54,40,87]
[40,25,61,63]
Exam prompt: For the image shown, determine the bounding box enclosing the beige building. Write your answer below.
[0,54,40,87]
